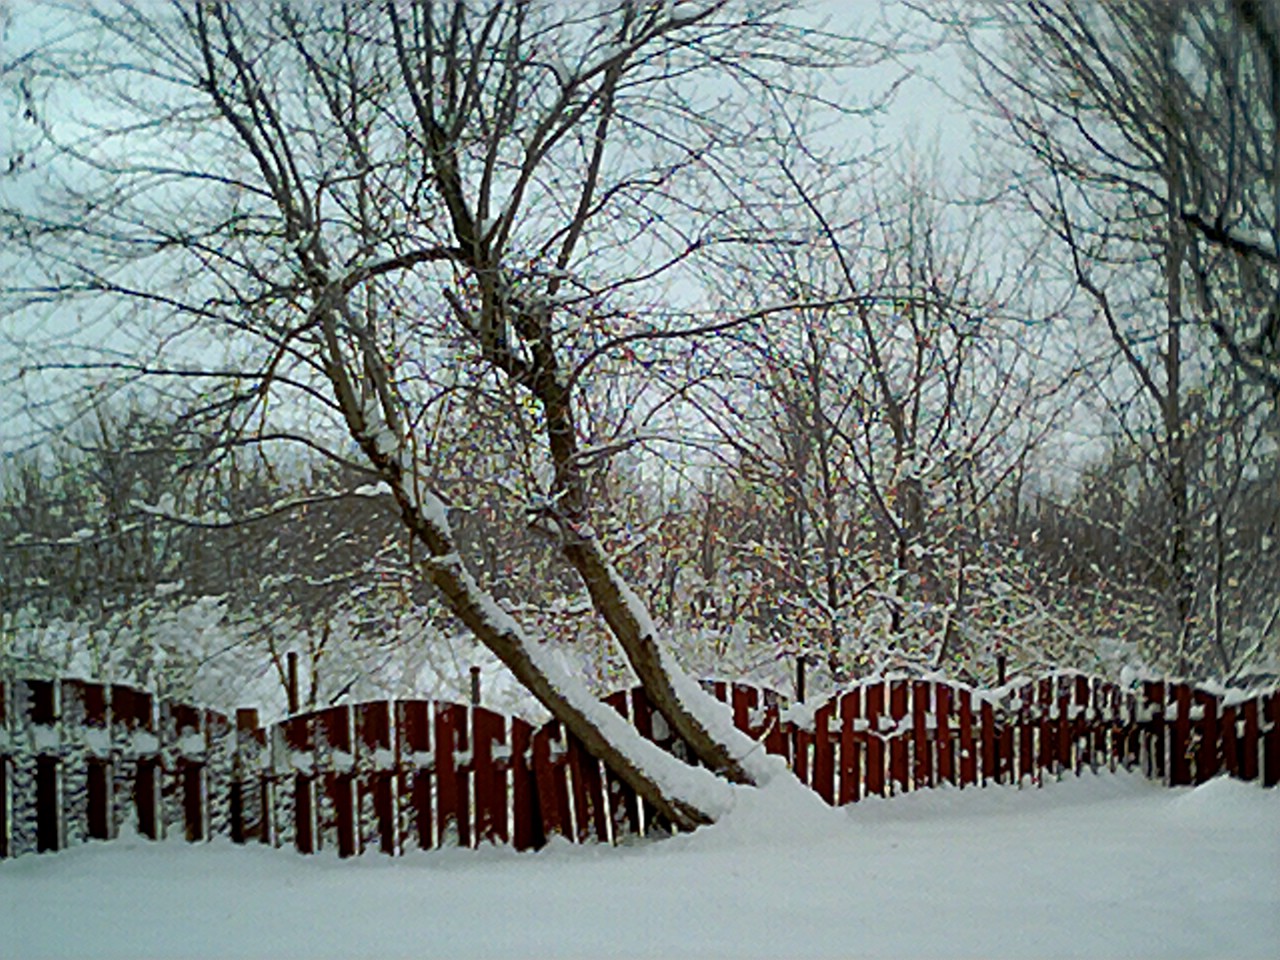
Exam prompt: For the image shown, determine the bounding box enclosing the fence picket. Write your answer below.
[957,688,976,787]
[435,703,470,848]
[1143,682,1167,781]
[1056,676,1074,777]
[813,701,835,805]
[1221,704,1240,778]
[936,683,953,786]
[356,702,395,855]
[1037,678,1055,781]
[1265,693,1280,788]
[510,717,542,851]
[889,680,909,793]
[600,691,640,841]
[280,715,314,854]
[1121,684,1136,772]
[729,685,750,734]
[396,701,433,851]
[629,688,661,830]
[793,725,813,787]
[1015,684,1034,785]
[864,682,886,797]
[532,723,571,841]
[1072,675,1090,774]
[60,680,109,845]
[979,699,996,784]
[763,692,787,757]
[230,708,266,845]
[838,689,860,805]
[1241,699,1260,782]
[110,684,159,842]
[993,700,1010,783]
[566,732,608,843]
[1170,684,1193,787]
[472,706,509,846]
[1194,691,1219,785]
[27,680,62,852]
[1089,681,1107,772]
[314,706,356,857]
[167,702,209,842]
[912,680,932,790]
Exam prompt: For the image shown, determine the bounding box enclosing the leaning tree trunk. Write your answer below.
[538,366,772,787]
[342,387,731,831]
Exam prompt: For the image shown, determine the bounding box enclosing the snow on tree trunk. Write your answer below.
[562,531,781,786]
[344,395,733,830]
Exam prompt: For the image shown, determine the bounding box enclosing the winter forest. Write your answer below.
[0,1,1277,824]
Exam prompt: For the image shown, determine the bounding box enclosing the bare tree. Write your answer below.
[935,0,1279,675]
[1,1,897,826]
[686,154,1069,680]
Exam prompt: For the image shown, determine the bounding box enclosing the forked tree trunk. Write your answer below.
[357,422,730,830]
[313,294,736,830]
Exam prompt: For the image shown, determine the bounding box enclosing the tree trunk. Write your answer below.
[1162,30,1193,673]
[537,379,766,785]
[362,419,730,830]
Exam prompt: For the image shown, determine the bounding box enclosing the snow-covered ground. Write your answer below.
[3,771,1276,959]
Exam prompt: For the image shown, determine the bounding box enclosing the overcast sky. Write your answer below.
[0,0,985,460]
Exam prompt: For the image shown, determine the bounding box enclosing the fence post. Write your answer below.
[796,655,807,704]
[470,666,482,707]
[286,652,299,715]
[30,680,63,852]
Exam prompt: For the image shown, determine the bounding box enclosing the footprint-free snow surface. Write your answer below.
[3,771,1276,959]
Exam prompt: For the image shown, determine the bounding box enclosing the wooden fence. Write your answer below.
[1,672,1276,859]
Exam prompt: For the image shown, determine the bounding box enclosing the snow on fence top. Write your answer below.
[0,672,1276,860]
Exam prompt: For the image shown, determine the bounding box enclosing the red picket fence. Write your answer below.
[0,672,1276,860]
[786,675,1279,802]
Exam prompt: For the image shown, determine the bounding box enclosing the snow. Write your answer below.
[432,559,736,819]
[607,551,780,786]
[30,725,60,751]
[3,772,1275,959]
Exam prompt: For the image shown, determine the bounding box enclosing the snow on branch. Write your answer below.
[130,489,388,531]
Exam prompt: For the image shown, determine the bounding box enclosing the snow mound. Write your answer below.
[1167,773,1280,820]
[683,771,849,850]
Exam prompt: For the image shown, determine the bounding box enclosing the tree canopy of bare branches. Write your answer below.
[1,0,903,827]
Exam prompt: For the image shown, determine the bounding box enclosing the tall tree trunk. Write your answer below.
[1163,29,1193,673]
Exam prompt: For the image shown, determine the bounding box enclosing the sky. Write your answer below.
[0,0,984,449]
